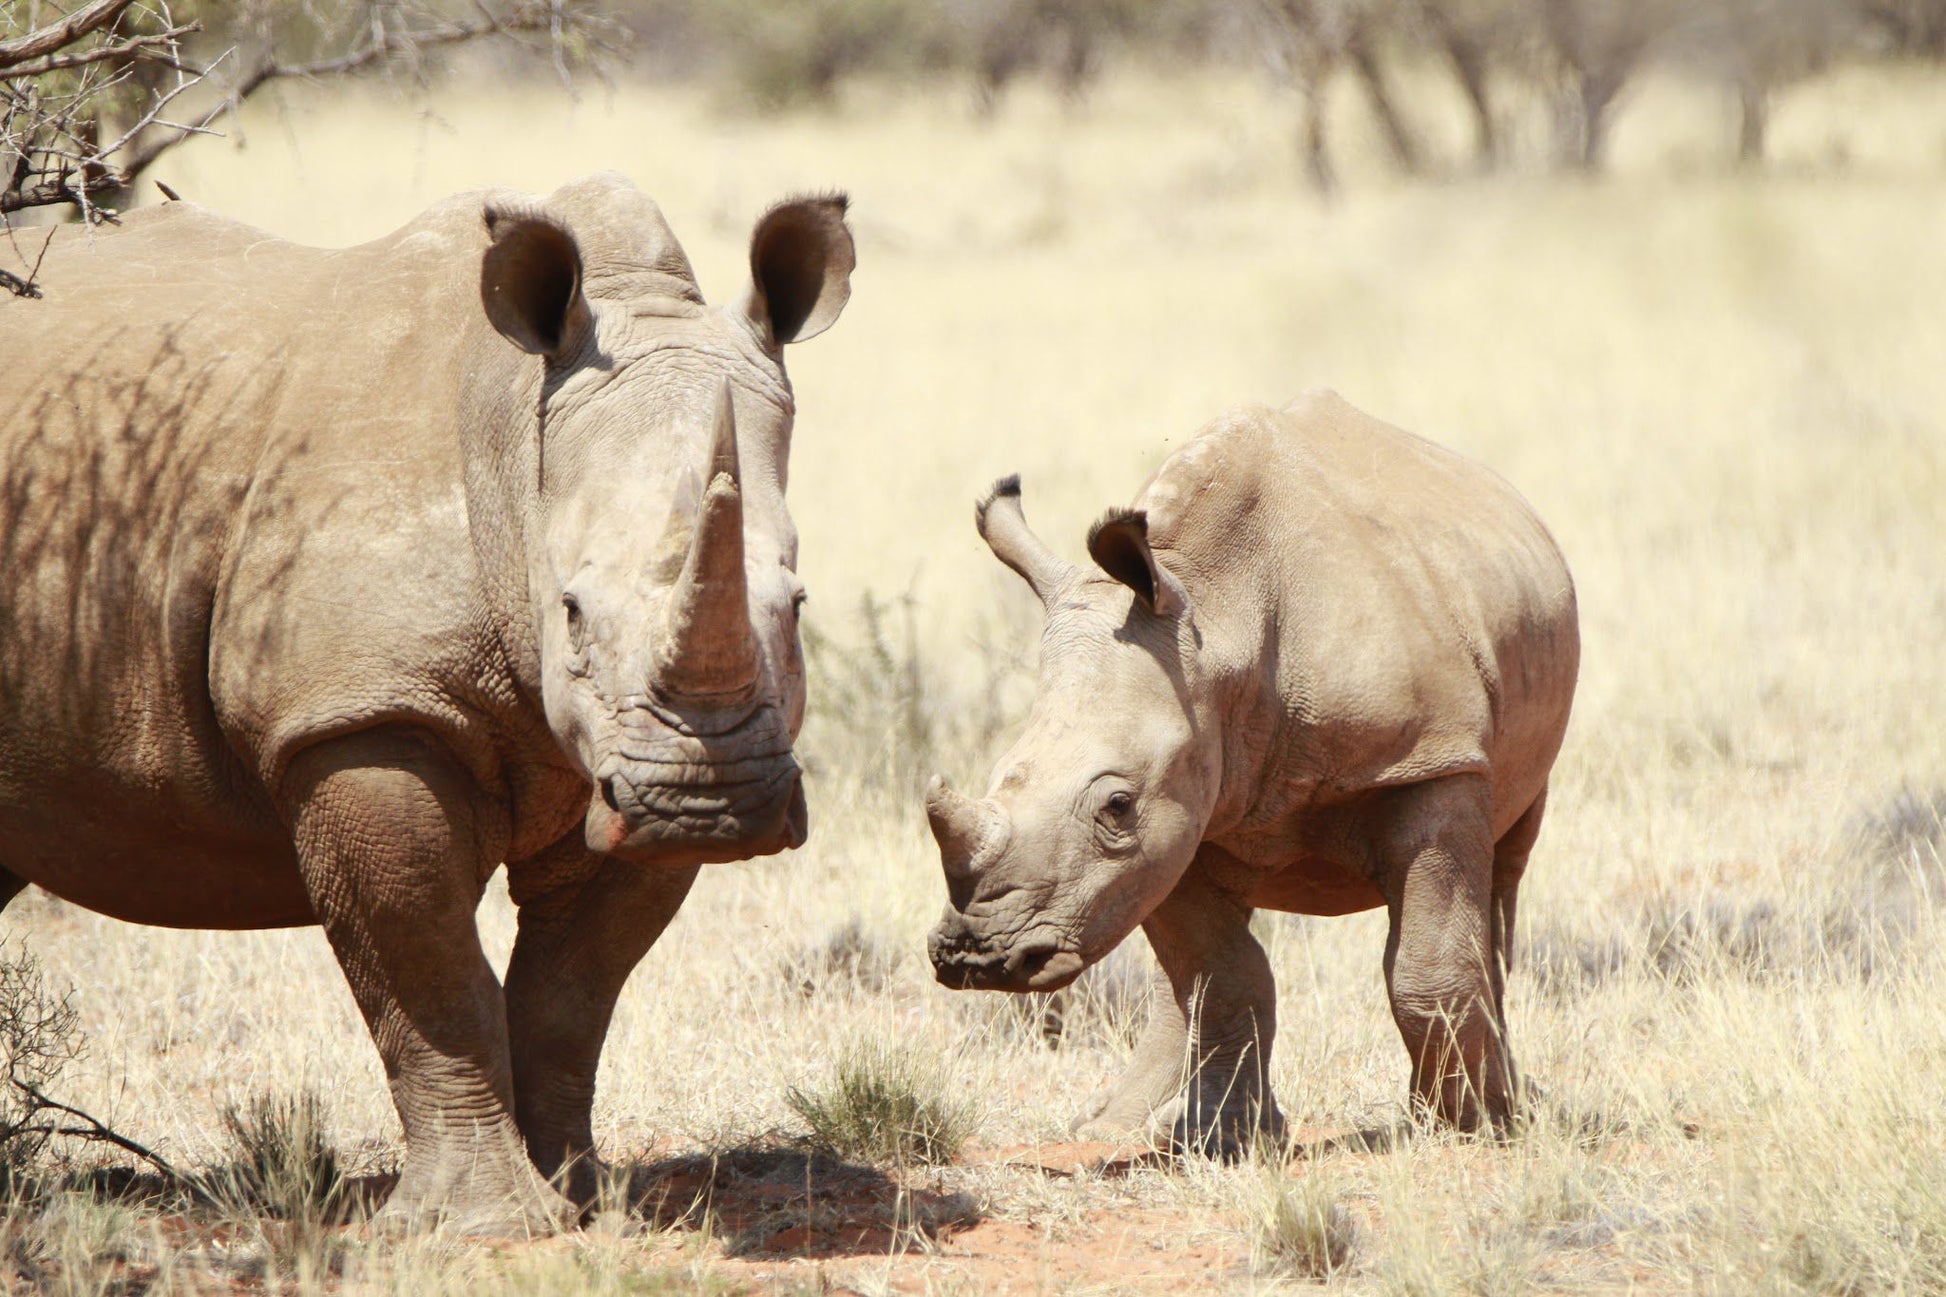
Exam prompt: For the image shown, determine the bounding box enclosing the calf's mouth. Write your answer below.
[927,913,1087,992]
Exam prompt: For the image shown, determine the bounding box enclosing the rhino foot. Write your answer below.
[376,1156,576,1238]
[1165,1085,1289,1162]
[1071,1080,1174,1147]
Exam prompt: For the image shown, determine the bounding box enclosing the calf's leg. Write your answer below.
[283,728,570,1235]
[1377,775,1511,1132]
[1487,785,1547,1112]
[1130,859,1283,1157]
[503,846,698,1206]
[1072,960,1184,1140]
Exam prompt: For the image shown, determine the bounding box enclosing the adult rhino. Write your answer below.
[925,392,1578,1153]
[0,173,853,1231]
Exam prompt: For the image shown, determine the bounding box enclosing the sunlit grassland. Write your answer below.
[4,58,1944,1291]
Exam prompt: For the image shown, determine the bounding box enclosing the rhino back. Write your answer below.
[1148,391,1577,841]
[0,199,517,926]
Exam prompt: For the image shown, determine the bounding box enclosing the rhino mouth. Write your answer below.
[585,752,807,864]
[927,918,1087,993]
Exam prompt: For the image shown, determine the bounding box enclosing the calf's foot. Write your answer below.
[1073,967,1187,1142]
[1099,855,1286,1160]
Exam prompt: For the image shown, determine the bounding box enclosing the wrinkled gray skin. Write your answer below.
[927,393,1579,1154]
[0,173,853,1231]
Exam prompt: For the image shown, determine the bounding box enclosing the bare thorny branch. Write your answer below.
[3,1,615,294]
[10,1083,182,1181]
[1,939,182,1190]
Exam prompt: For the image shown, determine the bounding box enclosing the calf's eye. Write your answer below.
[563,594,587,652]
[1105,791,1133,816]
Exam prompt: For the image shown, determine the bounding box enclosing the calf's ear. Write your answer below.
[481,204,593,359]
[744,194,854,345]
[1088,509,1188,618]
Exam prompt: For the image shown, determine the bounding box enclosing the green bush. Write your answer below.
[785,1038,978,1165]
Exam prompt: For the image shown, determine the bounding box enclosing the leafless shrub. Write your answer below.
[1,940,182,1197]
[3,0,618,292]
[0,942,83,1190]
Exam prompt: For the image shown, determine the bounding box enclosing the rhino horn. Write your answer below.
[976,475,1077,606]
[655,381,758,698]
[927,775,1006,904]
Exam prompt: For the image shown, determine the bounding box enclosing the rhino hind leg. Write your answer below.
[1096,857,1285,1159]
[283,729,573,1237]
[1488,785,1548,1116]
[503,852,700,1207]
[1379,774,1512,1133]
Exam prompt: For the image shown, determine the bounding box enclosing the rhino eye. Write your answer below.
[562,594,587,652]
[1104,791,1133,817]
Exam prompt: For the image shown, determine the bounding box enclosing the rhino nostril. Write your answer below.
[600,776,622,815]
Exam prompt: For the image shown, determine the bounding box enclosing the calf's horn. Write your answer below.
[655,381,759,698]
[976,475,1079,607]
[927,775,1007,906]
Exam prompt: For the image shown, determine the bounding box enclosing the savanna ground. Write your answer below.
[3,56,1946,1294]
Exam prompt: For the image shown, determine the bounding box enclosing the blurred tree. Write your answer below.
[708,0,939,110]
[2,0,614,229]
[1859,0,1946,55]
[953,0,1141,113]
[1407,0,1520,168]
[1534,0,1681,169]
[1257,0,1427,194]
[1680,0,1856,164]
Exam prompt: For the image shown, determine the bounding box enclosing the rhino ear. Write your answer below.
[1088,509,1188,618]
[744,193,854,345]
[481,203,593,359]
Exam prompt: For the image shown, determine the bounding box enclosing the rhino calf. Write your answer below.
[926,392,1579,1151]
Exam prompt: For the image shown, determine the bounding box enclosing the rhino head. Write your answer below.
[476,177,852,866]
[926,478,1223,991]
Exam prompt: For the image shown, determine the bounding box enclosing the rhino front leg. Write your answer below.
[283,729,571,1236]
[1378,774,1510,1132]
[503,847,698,1206]
[1096,859,1284,1158]
[1072,961,1185,1141]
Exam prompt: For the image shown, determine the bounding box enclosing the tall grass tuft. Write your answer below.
[213,1090,344,1221]
[785,1038,978,1166]
[1246,1166,1356,1281]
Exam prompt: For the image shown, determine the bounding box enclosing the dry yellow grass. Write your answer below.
[4,58,1945,1292]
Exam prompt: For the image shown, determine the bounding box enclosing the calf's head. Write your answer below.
[478,178,852,865]
[927,478,1220,991]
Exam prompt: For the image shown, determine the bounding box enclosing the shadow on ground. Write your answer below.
[619,1142,982,1259]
